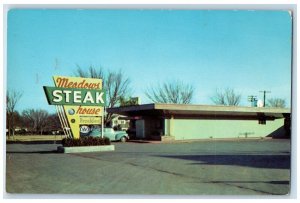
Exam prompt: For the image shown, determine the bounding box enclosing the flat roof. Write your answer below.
[107,103,290,119]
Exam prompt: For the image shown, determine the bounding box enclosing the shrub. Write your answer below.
[62,136,111,147]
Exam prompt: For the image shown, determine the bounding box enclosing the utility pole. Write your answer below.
[259,90,271,107]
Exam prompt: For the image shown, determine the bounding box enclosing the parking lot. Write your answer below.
[5,139,290,196]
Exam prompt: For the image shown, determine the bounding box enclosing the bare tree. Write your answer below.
[211,88,241,106]
[267,98,286,108]
[6,90,23,138]
[75,66,131,126]
[145,80,194,104]
[75,65,104,79]
[41,113,63,134]
[119,96,139,107]
[210,89,226,105]
[22,109,49,135]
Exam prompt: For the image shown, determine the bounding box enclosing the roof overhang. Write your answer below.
[107,103,291,120]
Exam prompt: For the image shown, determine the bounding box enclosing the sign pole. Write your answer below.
[101,77,104,139]
[102,106,105,138]
[55,105,68,137]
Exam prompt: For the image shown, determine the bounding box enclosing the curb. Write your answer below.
[57,145,115,153]
[128,137,285,144]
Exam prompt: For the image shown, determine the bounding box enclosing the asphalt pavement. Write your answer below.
[5,139,290,196]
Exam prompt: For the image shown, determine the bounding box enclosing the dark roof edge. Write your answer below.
[107,103,291,114]
[107,103,155,113]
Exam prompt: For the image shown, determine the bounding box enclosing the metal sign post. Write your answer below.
[101,107,105,138]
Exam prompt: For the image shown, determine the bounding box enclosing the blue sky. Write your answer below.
[7,9,292,113]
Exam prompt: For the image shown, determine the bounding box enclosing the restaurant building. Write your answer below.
[107,103,291,141]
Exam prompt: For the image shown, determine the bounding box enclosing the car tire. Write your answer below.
[120,136,127,143]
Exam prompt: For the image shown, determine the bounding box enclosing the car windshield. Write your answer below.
[88,128,101,137]
[104,128,113,133]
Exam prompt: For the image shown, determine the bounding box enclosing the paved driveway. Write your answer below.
[5,139,290,196]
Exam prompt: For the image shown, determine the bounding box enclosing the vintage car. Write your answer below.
[88,127,129,142]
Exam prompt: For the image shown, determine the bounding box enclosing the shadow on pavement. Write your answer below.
[206,180,289,185]
[6,140,62,144]
[6,150,59,154]
[156,154,290,169]
[127,140,152,144]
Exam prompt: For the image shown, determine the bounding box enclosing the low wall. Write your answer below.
[165,118,286,140]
